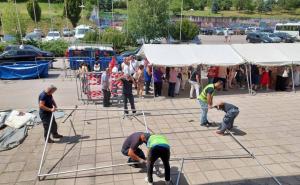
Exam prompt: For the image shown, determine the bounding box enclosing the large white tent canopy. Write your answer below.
[138,44,244,66]
[138,43,300,67]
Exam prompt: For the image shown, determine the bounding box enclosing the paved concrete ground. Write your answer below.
[1,70,300,185]
[200,35,247,45]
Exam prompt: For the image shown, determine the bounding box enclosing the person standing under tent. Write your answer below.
[214,102,239,135]
[251,64,260,91]
[39,85,63,143]
[181,67,189,90]
[235,65,246,89]
[168,67,177,97]
[129,55,137,76]
[122,58,130,76]
[207,66,219,84]
[217,66,227,91]
[118,74,136,115]
[101,68,111,107]
[121,132,150,167]
[144,134,171,185]
[136,65,145,98]
[228,67,236,89]
[144,65,152,95]
[294,66,300,87]
[189,65,201,99]
[198,81,223,126]
[153,66,164,97]
[260,67,270,91]
[175,68,182,96]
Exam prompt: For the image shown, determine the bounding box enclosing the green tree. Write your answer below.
[257,0,265,12]
[26,0,42,23]
[64,0,82,27]
[2,0,27,41]
[220,0,232,10]
[198,0,207,10]
[245,0,255,12]
[211,0,220,13]
[233,0,245,10]
[127,0,169,43]
[170,19,198,41]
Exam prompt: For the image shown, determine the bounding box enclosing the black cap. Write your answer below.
[143,132,151,143]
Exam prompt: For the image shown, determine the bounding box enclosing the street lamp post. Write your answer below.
[79,2,85,25]
[32,0,37,28]
[48,0,53,30]
[14,0,23,45]
[179,0,183,42]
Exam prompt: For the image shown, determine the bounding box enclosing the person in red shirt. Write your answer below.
[207,66,219,84]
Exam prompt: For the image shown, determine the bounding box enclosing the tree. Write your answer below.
[27,0,41,23]
[257,0,265,12]
[2,0,27,41]
[170,19,198,41]
[211,0,220,13]
[220,0,232,10]
[198,0,207,10]
[127,0,169,43]
[64,0,82,27]
[233,0,245,10]
[245,0,255,12]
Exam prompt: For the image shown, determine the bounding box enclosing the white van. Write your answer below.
[74,25,93,39]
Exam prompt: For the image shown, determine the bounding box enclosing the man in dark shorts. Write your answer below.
[118,74,136,115]
[198,81,223,126]
[38,85,63,143]
[121,132,150,167]
[214,102,239,135]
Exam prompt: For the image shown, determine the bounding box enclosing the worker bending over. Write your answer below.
[145,134,171,185]
[214,102,239,135]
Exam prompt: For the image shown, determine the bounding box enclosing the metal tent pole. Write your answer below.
[37,113,54,180]
[179,0,183,42]
[57,107,201,112]
[152,65,155,101]
[291,63,295,92]
[175,158,184,185]
[226,130,282,185]
[245,64,250,95]
[249,64,253,95]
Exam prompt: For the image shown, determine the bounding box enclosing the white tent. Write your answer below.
[231,44,291,66]
[138,44,244,66]
[272,43,300,65]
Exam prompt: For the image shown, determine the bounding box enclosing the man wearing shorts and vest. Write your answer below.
[145,135,171,185]
[198,81,223,126]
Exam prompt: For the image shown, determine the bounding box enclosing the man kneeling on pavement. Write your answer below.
[121,132,171,185]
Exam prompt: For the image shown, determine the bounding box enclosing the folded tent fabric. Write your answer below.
[0,126,28,152]
[4,110,35,129]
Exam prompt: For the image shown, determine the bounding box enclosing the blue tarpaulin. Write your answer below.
[0,63,49,80]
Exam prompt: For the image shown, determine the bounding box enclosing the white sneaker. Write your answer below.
[144,177,153,185]
[165,181,171,185]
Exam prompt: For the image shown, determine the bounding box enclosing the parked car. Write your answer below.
[245,27,261,34]
[200,28,214,35]
[246,32,272,43]
[120,47,141,57]
[74,25,92,39]
[0,49,45,63]
[62,28,74,37]
[213,27,224,35]
[0,35,16,43]
[23,32,42,42]
[33,28,45,37]
[263,33,282,43]
[4,45,54,58]
[223,28,234,35]
[45,31,61,41]
[273,32,296,43]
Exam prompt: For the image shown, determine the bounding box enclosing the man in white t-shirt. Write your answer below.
[122,58,130,75]
[224,29,229,43]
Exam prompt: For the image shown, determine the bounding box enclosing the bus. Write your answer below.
[274,22,300,40]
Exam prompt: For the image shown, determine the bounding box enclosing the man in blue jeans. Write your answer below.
[214,102,239,135]
[197,81,223,126]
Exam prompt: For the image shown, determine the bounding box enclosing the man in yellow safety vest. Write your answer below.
[144,134,171,185]
[197,81,223,126]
